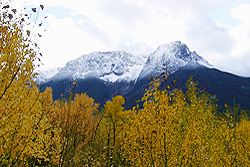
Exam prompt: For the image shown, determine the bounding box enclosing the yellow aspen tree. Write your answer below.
[103,95,128,166]
[0,2,46,166]
[122,78,184,166]
[122,77,220,166]
[217,105,250,166]
[178,78,218,166]
[23,88,62,166]
[80,95,128,166]
[53,93,99,167]
[80,115,108,166]
[235,118,250,165]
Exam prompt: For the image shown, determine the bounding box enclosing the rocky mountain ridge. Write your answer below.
[37,41,210,84]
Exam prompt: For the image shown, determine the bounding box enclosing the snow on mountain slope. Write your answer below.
[138,41,211,79]
[45,51,145,83]
[37,41,211,84]
[36,67,61,83]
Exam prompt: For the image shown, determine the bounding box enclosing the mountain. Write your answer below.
[126,65,250,110]
[38,41,250,110]
[37,68,61,83]
[37,41,209,84]
[138,41,211,79]
[38,50,146,104]
[167,67,250,110]
[37,51,145,83]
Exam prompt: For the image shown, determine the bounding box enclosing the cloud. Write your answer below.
[74,15,114,46]
[97,0,148,26]
[11,0,250,76]
[186,15,235,56]
[38,14,108,70]
[227,4,250,76]
[231,3,250,25]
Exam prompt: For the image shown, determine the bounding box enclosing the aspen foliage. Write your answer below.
[216,105,250,166]
[122,77,250,166]
[0,2,47,166]
[103,95,128,166]
[53,93,99,167]
[234,118,250,165]
[23,88,62,166]
[79,95,129,166]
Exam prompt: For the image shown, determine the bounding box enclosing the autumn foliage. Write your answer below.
[0,2,250,167]
[53,93,99,166]
[0,2,43,166]
[122,77,250,166]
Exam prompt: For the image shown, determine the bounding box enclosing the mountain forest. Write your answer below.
[1,3,250,167]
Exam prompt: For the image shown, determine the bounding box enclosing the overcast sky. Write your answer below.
[11,0,250,77]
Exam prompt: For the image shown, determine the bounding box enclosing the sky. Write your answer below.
[10,0,250,77]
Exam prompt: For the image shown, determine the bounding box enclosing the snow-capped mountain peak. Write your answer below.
[37,41,211,84]
[138,41,211,79]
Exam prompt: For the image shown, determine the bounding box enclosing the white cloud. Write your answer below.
[231,4,250,25]
[97,0,148,26]
[230,4,250,54]
[8,0,250,76]
[38,14,108,70]
[225,4,250,76]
